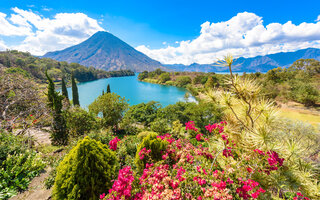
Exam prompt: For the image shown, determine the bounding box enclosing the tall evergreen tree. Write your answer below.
[102,90,104,95]
[45,71,68,145]
[107,84,111,93]
[61,77,69,100]
[71,74,80,106]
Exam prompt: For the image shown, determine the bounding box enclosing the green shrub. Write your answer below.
[176,76,192,87]
[291,83,319,106]
[137,131,158,141]
[150,118,170,134]
[0,132,45,199]
[135,132,167,172]
[117,135,140,168]
[52,136,118,200]
[159,72,171,83]
[64,106,98,136]
[87,128,114,144]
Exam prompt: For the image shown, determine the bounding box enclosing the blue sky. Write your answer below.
[1,0,320,64]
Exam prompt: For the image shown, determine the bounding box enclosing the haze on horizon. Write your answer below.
[1,0,320,65]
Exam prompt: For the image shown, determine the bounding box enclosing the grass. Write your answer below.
[280,107,320,126]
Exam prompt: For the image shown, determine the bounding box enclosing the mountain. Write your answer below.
[43,31,164,72]
[165,48,320,72]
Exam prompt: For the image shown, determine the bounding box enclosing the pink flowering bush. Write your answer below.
[102,166,135,200]
[98,121,303,200]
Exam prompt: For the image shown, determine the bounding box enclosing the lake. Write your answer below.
[63,74,195,108]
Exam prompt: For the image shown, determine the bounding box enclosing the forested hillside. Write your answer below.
[0,50,135,84]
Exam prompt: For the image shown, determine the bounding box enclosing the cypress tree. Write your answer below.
[71,74,80,106]
[61,77,69,100]
[46,71,55,109]
[45,71,68,145]
[107,84,111,93]
[102,90,104,95]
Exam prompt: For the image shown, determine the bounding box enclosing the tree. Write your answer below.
[46,71,68,145]
[61,77,69,100]
[205,76,215,89]
[0,68,46,133]
[88,93,128,129]
[64,107,98,136]
[159,73,171,83]
[107,84,111,93]
[71,74,80,106]
[52,137,118,200]
[176,76,192,87]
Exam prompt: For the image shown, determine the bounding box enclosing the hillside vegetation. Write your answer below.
[139,59,320,107]
[0,50,135,84]
[0,56,320,200]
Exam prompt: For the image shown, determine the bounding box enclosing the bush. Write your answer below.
[291,83,319,106]
[64,106,98,136]
[137,131,158,141]
[159,72,171,83]
[89,93,129,128]
[176,76,192,87]
[150,118,171,134]
[0,132,45,199]
[52,136,118,200]
[135,132,168,172]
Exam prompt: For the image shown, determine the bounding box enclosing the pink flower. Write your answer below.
[196,134,203,141]
[109,137,120,151]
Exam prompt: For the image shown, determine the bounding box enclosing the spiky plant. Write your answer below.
[203,55,320,199]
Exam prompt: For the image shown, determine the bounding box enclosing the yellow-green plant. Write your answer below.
[52,136,118,200]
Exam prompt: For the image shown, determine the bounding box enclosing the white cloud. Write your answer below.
[0,7,104,55]
[0,39,8,51]
[316,15,320,22]
[136,12,320,65]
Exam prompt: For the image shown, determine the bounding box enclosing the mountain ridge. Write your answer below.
[165,48,320,72]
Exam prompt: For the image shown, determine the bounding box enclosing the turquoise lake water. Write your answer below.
[64,74,194,108]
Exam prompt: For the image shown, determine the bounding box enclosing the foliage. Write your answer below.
[89,93,129,128]
[52,136,118,200]
[202,55,320,199]
[135,132,168,172]
[71,74,80,106]
[122,101,161,126]
[46,72,68,145]
[0,131,45,199]
[64,106,98,137]
[0,50,135,83]
[159,72,171,83]
[107,84,111,93]
[61,77,69,100]
[0,68,47,132]
[176,76,192,87]
[290,82,319,106]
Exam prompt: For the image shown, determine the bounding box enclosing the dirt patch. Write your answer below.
[10,168,52,200]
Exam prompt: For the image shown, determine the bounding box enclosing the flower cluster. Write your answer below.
[185,121,198,132]
[139,147,151,160]
[109,137,121,151]
[205,121,226,133]
[236,179,265,199]
[293,192,310,200]
[101,166,134,200]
